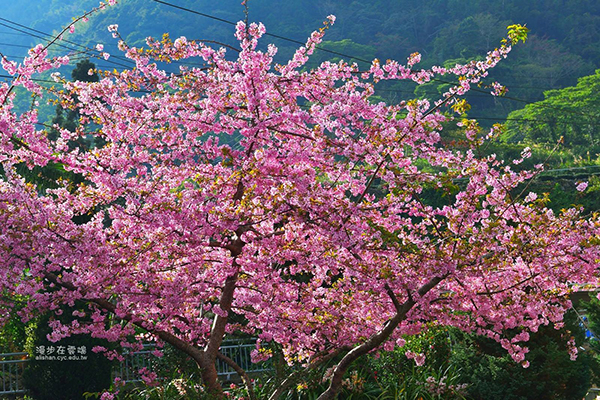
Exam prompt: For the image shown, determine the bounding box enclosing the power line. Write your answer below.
[0,73,55,84]
[469,115,600,128]
[3,1,597,129]
[0,18,135,70]
[148,0,600,124]
[149,0,374,65]
[0,42,31,49]
[0,53,127,74]
[376,87,544,99]
[150,0,237,27]
[0,20,62,48]
[429,76,600,121]
[0,30,32,37]
[0,16,219,71]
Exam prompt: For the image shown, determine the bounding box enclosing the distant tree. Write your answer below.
[21,59,111,400]
[504,69,600,148]
[49,59,99,144]
[452,312,594,400]
[22,308,113,400]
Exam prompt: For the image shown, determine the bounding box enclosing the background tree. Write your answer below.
[451,311,594,400]
[504,69,600,150]
[22,308,114,400]
[49,58,99,144]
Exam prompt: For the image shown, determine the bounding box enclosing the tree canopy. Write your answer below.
[1,3,599,399]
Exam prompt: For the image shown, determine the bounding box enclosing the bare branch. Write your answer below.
[216,351,256,400]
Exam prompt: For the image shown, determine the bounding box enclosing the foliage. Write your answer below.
[22,310,114,400]
[109,374,207,400]
[0,296,28,353]
[504,69,600,148]
[3,0,600,100]
[366,329,468,400]
[450,311,594,400]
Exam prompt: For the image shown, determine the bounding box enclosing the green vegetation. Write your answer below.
[504,69,600,149]
[23,311,114,400]
[93,316,596,400]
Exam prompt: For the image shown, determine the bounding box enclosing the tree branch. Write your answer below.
[268,346,351,400]
[316,274,446,400]
[216,351,257,400]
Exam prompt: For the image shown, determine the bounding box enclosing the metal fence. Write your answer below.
[119,340,271,382]
[217,340,272,381]
[0,352,27,396]
[115,344,159,384]
[0,340,271,394]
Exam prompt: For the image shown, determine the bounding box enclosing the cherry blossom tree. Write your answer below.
[0,4,598,398]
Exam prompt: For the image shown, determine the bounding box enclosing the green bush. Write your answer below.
[23,311,114,400]
[450,311,594,400]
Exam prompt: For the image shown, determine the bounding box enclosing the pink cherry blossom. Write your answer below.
[0,10,597,400]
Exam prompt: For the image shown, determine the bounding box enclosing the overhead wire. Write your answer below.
[470,115,600,126]
[0,5,587,94]
[147,0,600,125]
[148,0,376,65]
[1,0,597,134]
[0,16,135,66]
[0,19,135,70]
[0,16,229,72]
[1,2,595,162]
[0,73,55,84]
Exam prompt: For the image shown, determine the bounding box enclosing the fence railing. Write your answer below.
[116,344,158,384]
[0,352,27,395]
[1,340,271,394]
[217,340,272,381]
[118,340,271,383]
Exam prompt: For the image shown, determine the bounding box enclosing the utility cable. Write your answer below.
[149,0,374,65]
[0,18,134,70]
[2,1,597,128]
[147,0,600,123]
[0,16,220,71]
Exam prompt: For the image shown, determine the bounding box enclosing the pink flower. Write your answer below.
[405,351,426,366]
[576,182,588,192]
[524,192,537,202]
[414,353,426,366]
[96,44,104,52]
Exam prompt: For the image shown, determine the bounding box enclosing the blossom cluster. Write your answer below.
[0,7,598,396]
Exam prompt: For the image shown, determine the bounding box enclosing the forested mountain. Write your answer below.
[0,0,598,133]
